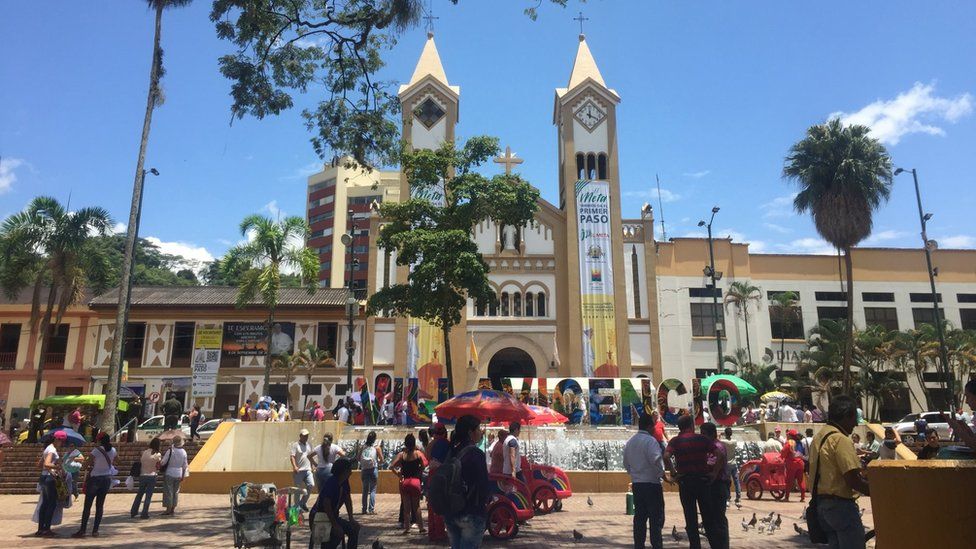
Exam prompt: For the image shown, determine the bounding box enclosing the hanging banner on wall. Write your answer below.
[576,180,618,378]
[191,325,223,398]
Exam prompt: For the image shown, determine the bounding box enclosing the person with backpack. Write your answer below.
[358,431,383,515]
[426,424,452,542]
[130,437,162,519]
[73,432,118,538]
[391,433,428,535]
[428,414,490,549]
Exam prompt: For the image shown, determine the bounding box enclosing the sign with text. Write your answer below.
[192,325,222,398]
[576,180,618,378]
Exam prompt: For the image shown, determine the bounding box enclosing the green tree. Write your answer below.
[783,119,893,392]
[210,0,568,167]
[723,281,761,364]
[0,197,113,407]
[768,290,800,375]
[367,137,539,396]
[223,214,319,390]
[724,347,778,405]
[888,327,934,410]
[86,234,201,288]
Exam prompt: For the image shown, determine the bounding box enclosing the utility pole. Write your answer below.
[340,209,359,399]
[699,207,723,373]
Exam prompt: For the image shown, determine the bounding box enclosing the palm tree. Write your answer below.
[768,291,800,374]
[725,348,779,402]
[888,327,934,410]
[723,281,762,363]
[224,214,318,390]
[0,197,112,407]
[103,0,195,434]
[783,119,893,392]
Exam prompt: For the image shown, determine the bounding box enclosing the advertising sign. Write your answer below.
[576,180,618,378]
[192,325,223,398]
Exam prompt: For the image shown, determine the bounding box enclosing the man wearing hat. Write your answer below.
[782,428,806,502]
[289,428,315,511]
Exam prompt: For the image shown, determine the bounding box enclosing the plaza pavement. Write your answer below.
[0,492,875,548]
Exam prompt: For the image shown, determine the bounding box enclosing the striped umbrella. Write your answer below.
[435,390,536,423]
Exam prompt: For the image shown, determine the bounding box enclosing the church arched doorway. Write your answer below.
[487,347,536,390]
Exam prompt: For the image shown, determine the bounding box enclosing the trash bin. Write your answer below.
[626,491,634,515]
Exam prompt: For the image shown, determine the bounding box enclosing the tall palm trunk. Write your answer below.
[31,283,59,402]
[742,306,753,364]
[779,333,787,375]
[842,247,855,393]
[442,323,454,398]
[102,3,164,434]
[263,308,276,392]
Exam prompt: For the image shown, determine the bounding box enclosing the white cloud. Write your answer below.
[263,200,286,219]
[864,229,909,244]
[110,222,127,235]
[0,157,25,194]
[281,160,323,180]
[682,170,710,179]
[831,82,973,145]
[775,237,836,255]
[762,222,792,234]
[623,188,681,203]
[144,236,215,269]
[761,193,797,218]
[940,235,976,248]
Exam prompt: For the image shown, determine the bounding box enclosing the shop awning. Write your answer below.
[30,394,129,412]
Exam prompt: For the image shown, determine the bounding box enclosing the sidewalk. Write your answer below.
[0,492,874,548]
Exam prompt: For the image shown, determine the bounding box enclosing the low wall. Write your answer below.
[868,460,976,546]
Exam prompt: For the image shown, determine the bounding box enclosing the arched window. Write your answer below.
[576,153,586,179]
[475,299,486,317]
[488,298,498,316]
[525,292,535,316]
[500,292,510,316]
[513,293,522,316]
[586,153,597,179]
[537,293,547,317]
[597,153,608,180]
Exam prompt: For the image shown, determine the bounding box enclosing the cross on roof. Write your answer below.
[423,0,439,34]
[494,146,524,175]
[574,11,589,35]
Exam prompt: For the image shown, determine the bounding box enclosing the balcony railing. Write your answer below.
[0,351,16,370]
[44,353,66,369]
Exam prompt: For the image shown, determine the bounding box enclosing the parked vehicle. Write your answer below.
[519,456,573,513]
[740,452,789,501]
[891,411,951,445]
[137,414,190,439]
[486,472,535,540]
[197,418,240,440]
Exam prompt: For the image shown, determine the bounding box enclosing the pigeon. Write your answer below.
[774,513,782,528]
[767,511,776,521]
[573,529,583,542]
[741,518,750,532]
[587,496,594,507]
[671,526,683,541]
[767,525,775,535]
[794,523,806,535]
[748,513,757,528]
[735,500,742,509]
[372,541,384,549]
[758,525,766,534]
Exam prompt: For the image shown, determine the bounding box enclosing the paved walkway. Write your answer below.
[0,492,875,548]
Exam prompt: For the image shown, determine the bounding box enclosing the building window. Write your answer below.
[769,307,804,340]
[575,153,586,179]
[475,299,486,317]
[864,307,899,331]
[124,322,147,368]
[525,292,534,317]
[815,291,848,302]
[0,323,21,370]
[537,293,547,317]
[308,177,336,193]
[500,292,510,316]
[171,322,195,368]
[817,306,848,323]
[961,309,976,330]
[45,324,70,368]
[631,246,641,319]
[513,293,522,316]
[862,292,895,302]
[910,293,941,303]
[958,293,976,303]
[309,211,334,225]
[690,303,722,337]
[689,287,722,299]
[489,298,498,316]
[317,323,339,359]
[912,308,945,329]
[586,153,597,179]
[597,153,608,179]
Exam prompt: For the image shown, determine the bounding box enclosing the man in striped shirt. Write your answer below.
[664,415,724,549]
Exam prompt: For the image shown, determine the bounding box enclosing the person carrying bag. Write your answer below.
[805,431,836,544]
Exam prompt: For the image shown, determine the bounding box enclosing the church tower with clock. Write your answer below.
[554,34,633,379]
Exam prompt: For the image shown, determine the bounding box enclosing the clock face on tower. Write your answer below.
[574,99,606,131]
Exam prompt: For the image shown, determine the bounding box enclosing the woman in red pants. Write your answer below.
[781,429,806,501]
[391,434,428,535]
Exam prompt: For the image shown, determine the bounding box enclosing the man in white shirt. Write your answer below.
[503,422,524,482]
[269,323,293,356]
[779,403,797,423]
[289,429,315,511]
[336,402,350,424]
[624,413,666,549]
[763,432,784,454]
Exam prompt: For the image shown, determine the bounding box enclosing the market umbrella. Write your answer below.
[760,391,793,403]
[39,426,85,446]
[435,390,536,423]
[525,405,568,425]
[701,374,757,396]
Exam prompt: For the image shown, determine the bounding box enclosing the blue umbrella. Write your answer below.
[39,426,86,446]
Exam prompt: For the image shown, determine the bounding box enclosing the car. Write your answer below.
[196,418,239,440]
[890,411,951,445]
[137,414,191,440]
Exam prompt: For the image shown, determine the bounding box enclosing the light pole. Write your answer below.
[340,209,359,400]
[894,168,953,408]
[698,206,723,373]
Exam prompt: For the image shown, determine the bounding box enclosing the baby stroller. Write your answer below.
[231,483,282,548]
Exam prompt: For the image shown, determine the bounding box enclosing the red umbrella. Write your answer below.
[435,390,536,423]
[488,405,567,427]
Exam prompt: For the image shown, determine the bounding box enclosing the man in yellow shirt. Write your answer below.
[809,395,870,549]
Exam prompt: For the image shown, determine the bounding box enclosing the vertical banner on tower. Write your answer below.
[407,186,447,400]
[576,180,618,378]
[191,325,223,398]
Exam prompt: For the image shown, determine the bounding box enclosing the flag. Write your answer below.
[469,332,479,366]
[552,333,561,369]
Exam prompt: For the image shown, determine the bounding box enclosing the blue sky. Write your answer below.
[2,1,975,268]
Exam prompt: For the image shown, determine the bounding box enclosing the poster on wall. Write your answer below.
[191,325,222,398]
[576,180,618,378]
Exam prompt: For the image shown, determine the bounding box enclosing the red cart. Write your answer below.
[739,452,789,501]
[486,473,535,540]
[520,456,573,513]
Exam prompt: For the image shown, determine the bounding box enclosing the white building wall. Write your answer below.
[572,118,608,154]
[411,115,447,150]
[522,221,554,255]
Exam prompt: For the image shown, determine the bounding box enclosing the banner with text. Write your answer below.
[406,185,446,399]
[576,180,618,378]
[192,326,223,398]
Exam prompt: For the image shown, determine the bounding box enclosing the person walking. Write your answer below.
[720,427,741,506]
[809,395,870,549]
[358,431,383,515]
[501,422,524,483]
[487,428,508,474]
[311,433,345,490]
[425,423,451,542]
[623,413,665,549]
[664,414,721,549]
[188,405,202,440]
[309,457,360,549]
[33,430,66,537]
[160,435,189,516]
[699,423,730,549]
[130,437,162,519]
[311,402,325,422]
[291,429,316,511]
[239,399,253,421]
[73,433,117,538]
[782,429,806,502]
[443,414,490,549]
[391,433,428,535]
[161,394,183,432]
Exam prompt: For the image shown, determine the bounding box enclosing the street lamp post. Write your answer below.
[340,209,359,400]
[895,168,953,408]
[699,207,723,373]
